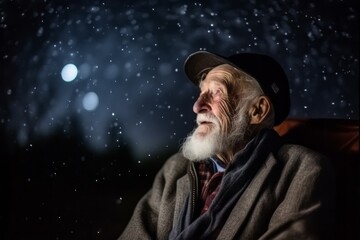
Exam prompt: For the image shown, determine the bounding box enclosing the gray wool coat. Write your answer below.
[119,144,336,240]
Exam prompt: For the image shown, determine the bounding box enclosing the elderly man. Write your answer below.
[119,51,335,239]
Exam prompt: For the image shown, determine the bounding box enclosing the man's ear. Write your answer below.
[249,96,271,125]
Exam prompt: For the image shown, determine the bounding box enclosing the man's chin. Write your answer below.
[193,131,209,139]
[193,125,215,137]
[181,129,221,161]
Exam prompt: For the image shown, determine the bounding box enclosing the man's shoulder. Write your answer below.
[277,144,329,169]
[274,144,335,188]
[279,144,324,157]
[165,152,190,165]
[161,152,190,177]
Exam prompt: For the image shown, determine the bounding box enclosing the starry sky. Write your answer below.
[0,0,358,239]
[1,0,358,159]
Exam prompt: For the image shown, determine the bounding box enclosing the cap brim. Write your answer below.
[184,51,235,85]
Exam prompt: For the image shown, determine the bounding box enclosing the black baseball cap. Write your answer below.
[184,51,290,126]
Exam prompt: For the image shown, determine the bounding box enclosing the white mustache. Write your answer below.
[196,113,219,126]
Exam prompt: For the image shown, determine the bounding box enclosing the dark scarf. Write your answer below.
[169,129,282,240]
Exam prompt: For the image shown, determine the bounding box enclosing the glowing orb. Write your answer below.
[61,63,78,82]
[82,92,99,111]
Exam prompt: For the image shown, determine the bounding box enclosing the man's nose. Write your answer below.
[193,94,211,114]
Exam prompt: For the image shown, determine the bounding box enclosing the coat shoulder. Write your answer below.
[162,152,189,179]
[276,144,334,176]
[278,144,326,163]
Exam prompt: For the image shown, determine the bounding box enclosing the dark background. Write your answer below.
[0,0,358,239]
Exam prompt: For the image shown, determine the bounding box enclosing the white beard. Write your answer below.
[181,113,222,161]
[181,109,250,162]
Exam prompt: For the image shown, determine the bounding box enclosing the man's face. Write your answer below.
[192,67,233,138]
[181,65,251,162]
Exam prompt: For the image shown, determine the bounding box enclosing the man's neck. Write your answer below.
[216,145,244,165]
[216,134,256,165]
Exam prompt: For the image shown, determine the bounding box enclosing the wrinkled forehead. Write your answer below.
[198,64,239,89]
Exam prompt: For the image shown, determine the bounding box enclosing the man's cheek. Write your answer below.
[216,100,233,134]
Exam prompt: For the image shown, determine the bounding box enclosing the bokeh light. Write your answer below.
[82,92,99,111]
[61,63,78,82]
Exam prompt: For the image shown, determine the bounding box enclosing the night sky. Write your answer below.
[0,0,358,239]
